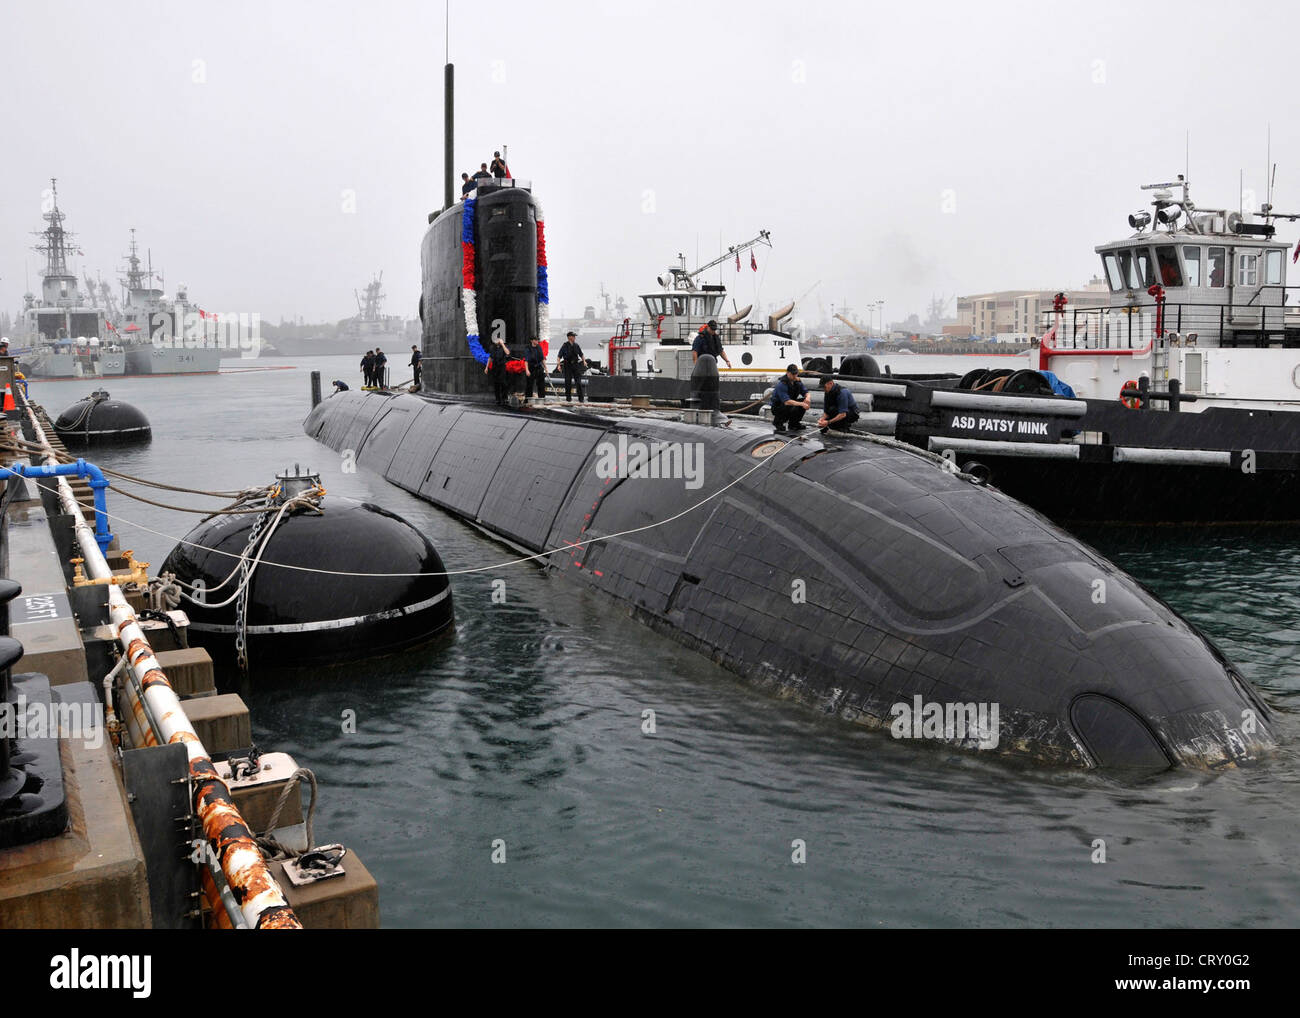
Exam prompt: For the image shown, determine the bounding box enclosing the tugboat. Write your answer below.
[581,232,802,402]
[836,175,1300,523]
[14,180,124,379]
[113,230,224,375]
[301,66,1275,770]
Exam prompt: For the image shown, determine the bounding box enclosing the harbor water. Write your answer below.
[49,355,1300,928]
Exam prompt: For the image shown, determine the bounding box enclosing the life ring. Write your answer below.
[1119,379,1140,409]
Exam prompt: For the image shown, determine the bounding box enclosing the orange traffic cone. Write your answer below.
[2,384,14,412]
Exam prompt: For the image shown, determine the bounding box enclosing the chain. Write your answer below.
[234,504,276,673]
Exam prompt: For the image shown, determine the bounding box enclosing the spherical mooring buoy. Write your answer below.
[160,466,454,669]
[54,389,151,446]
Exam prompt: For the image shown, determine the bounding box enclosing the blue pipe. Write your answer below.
[1,459,112,553]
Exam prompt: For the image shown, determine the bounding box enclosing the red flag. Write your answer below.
[735,251,740,272]
[750,251,758,272]
[1293,236,1300,264]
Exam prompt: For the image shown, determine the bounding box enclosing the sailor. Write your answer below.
[461,172,475,198]
[410,345,422,387]
[490,151,510,179]
[373,348,388,387]
[473,163,492,184]
[332,379,349,393]
[691,320,733,369]
[524,336,547,399]
[771,364,811,432]
[361,349,374,387]
[484,338,510,405]
[817,376,860,433]
[558,330,585,402]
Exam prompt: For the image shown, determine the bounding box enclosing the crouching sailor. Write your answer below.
[771,364,811,432]
[818,375,860,433]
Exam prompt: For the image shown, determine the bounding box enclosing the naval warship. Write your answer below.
[112,230,223,376]
[13,180,124,379]
[302,65,1275,770]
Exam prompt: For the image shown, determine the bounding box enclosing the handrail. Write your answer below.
[17,401,302,930]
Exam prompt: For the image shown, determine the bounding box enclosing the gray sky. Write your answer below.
[3,0,1297,329]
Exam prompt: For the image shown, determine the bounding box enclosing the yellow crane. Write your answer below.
[834,312,867,334]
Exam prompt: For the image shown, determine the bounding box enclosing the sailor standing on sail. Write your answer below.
[373,348,388,388]
[361,349,374,387]
[558,331,585,403]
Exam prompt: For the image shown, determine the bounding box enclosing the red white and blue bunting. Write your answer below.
[460,194,551,370]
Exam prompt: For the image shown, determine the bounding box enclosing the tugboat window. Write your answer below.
[1265,249,1283,285]
[1102,252,1124,291]
[1208,247,1226,288]
[1182,246,1201,287]
[1117,250,1140,289]
[1135,248,1156,287]
[1237,252,1258,287]
[1155,246,1183,287]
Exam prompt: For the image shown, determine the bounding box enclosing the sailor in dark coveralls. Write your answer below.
[524,336,547,399]
[818,376,860,432]
[361,350,374,387]
[558,330,585,402]
[485,340,510,405]
[373,348,388,388]
[410,345,422,387]
[690,320,733,369]
[770,364,811,432]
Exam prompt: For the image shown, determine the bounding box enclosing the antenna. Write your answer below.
[1266,125,1271,208]
[442,1,454,210]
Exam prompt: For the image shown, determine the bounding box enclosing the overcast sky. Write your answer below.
[3,0,1297,330]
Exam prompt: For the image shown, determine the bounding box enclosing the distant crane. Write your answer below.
[792,280,821,317]
[834,312,868,334]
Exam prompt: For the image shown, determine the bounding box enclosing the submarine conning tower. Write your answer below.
[421,178,543,398]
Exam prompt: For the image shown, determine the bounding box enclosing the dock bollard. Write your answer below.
[310,370,321,408]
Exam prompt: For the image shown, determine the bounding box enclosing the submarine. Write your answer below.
[302,64,1275,770]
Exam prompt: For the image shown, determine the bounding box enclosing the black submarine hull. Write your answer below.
[304,388,1275,769]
